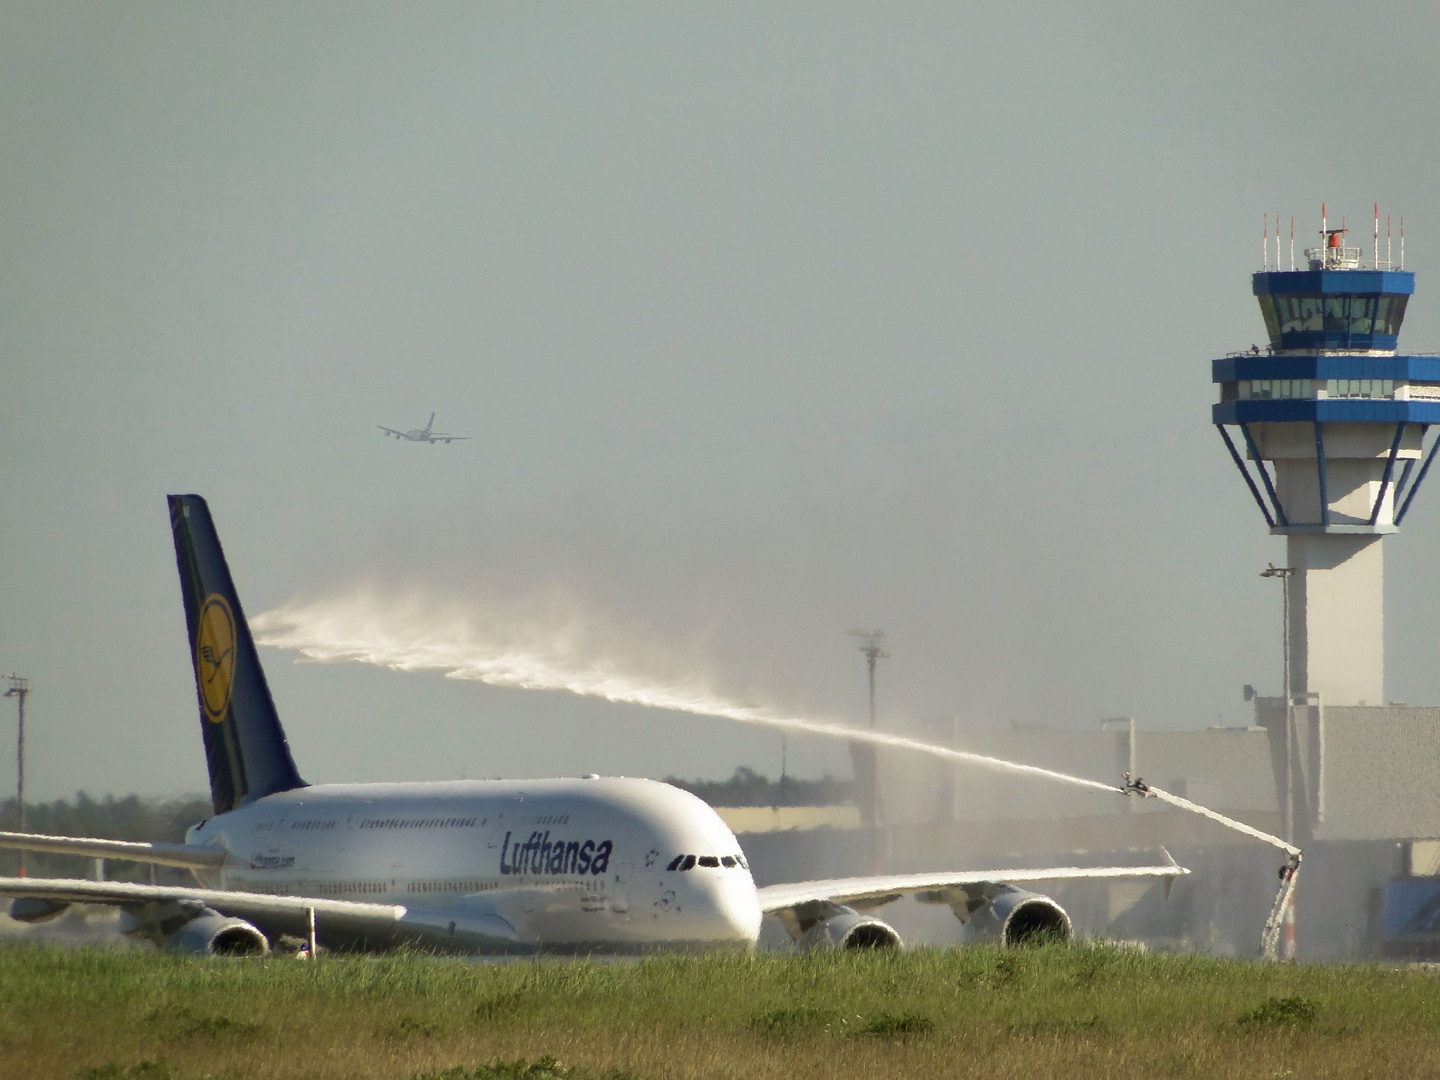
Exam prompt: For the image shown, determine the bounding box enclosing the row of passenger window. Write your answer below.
[358,816,479,829]
[1244,379,1397,400]
[408,879,499,894]
[665,853,749,871]
[312,880,390,894]
[1258,294,1409,339]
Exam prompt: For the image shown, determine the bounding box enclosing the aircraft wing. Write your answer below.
[756,857,1188,915]
[426,434,470,442]
[0,830,227,870]
[0,876,401,924]
[0,876,519,949]
[377,426,406,437]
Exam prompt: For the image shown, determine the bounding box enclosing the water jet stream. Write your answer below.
[254,593,1302,958]
[252,597,1124,797]
[252,594,1296,856]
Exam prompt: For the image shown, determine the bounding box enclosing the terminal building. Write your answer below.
[728,210,1440,958]
[729,712,1440,957]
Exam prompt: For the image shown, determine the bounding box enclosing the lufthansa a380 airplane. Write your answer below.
[378,413,469,444]
[0,496,1186,956]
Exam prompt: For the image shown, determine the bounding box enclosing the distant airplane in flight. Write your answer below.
[378,413,470,444]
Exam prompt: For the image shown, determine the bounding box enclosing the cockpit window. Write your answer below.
[666,853,747,871]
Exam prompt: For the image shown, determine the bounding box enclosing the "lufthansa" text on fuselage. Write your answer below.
[499,830,613,876]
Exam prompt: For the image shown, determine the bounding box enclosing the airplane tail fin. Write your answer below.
[427,412,436,431]
[169,495,305,814]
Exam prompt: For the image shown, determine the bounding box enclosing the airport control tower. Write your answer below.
[1214,207,1435,706]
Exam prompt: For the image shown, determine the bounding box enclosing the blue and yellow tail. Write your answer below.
[169,495,305,813]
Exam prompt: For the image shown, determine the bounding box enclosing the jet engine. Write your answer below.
[162,909,269,956]
[964,885,1071,946]
[9,897,71,923]
[782,900,903,952]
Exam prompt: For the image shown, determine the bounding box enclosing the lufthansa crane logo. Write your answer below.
[196,593,237,724]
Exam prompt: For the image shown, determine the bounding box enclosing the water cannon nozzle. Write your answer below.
[1121,772,1153,798]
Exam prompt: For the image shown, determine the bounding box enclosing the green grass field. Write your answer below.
[4,943,1440,1080]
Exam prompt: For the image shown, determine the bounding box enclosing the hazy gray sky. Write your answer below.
[4,3,1440,802]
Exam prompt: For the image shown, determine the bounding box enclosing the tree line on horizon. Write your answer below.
[663,767,854,807]
[0,792,211,881]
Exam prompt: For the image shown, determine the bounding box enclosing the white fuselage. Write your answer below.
[185,776,762,953]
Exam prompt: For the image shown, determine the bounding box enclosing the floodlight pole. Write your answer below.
[846,629,889,873]
[849,630,889,730]
[1260,566,1295,842]
[4,674,29,877]
[1260,565,1296,958]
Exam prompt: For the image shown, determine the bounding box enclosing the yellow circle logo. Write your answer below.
[196,594,237,724]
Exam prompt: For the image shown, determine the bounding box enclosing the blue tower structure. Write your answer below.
[1214,208,1436,706]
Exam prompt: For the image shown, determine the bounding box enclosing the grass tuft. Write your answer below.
[473,991,533,1022]
[856,1011,934,1038]
[384,1015,444,1039]
[72,1062,173,1079]
[748,1005,836,1038]
[1007,1014,1109,1037]
[1237,995,1321,1028]
[412,1059,637,1080]
[145,1007,262,1041]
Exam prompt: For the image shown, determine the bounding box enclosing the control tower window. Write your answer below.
[1348,296,1376,334]
[1324,296,1351,334]
[1263,293,1405,343]
[1325,379,1394,399]
[1272,296,1324,335]
[1377,295,1409,336]
[1258,296,1281,342]
[1247,379,1312,400]
[1321,295,1385,336]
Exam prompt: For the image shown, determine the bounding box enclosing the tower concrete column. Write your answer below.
[1285,533,1383,705]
